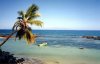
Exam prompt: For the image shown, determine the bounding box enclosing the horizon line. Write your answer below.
[0,29,100,31]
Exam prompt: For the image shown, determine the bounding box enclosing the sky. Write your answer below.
[0,0,100,30]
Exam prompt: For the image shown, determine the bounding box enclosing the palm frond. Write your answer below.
[15,27,36,44]
[27,27,32,31]
[28,20,43,27]
[23,29,36,44]
[27,12,40,20]
[12,20,26,31]
[17,17,23,19]
[14,4,42,45]
[15,28,25,40]
[25,4,38,18]
[18,11,25,18]
[12,20,21,31]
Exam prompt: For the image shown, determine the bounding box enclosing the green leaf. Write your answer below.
[15,29,24,40]
[27,12,40,20]
[12,20,21,31]
[23,29,36,44]
[28,20,43,27]
[12,4,43,45]
[18,11,25,18]
[25,4,38,18]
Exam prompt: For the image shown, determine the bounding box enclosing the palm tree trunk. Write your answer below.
[0,30,17,46]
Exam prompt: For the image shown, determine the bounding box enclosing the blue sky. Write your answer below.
[0,0,100,30]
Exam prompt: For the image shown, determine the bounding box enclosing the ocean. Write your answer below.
[0,30,100,64]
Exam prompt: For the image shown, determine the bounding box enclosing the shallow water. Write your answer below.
[1,39,100,64]
[1,30,100,64]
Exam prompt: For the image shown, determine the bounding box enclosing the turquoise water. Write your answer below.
[1,39,100,64]
[0,30,100,64]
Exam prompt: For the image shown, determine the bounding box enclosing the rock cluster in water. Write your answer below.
[0,49,44,64]
[0,49,24,64]
[82,36,100,40]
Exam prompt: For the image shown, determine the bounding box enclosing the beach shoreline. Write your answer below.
[1,30,100,64]
[1,45,100,64]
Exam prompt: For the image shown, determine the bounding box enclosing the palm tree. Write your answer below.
[0,4,43,46]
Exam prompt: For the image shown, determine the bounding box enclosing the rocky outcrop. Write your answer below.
[82,36,100,40]
[0,49,24,64]
[0,49,44,64]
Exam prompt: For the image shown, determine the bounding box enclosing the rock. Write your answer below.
[82,36,100,40]
[94,36,100,40]
[0,49,24,64]
[82,36,94,39]
[0,49,44,64]
[17,58,25,63]
[22,58,44,64]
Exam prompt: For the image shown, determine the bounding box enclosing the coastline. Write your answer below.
[0,30,100,64]
[12,46,100,64]
[1,45,100,64]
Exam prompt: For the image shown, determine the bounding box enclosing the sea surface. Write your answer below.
[0,30,100,64]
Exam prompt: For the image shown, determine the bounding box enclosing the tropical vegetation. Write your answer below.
[0,4,43,46]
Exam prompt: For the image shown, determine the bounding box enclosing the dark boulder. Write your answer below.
[0,49,24,64]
